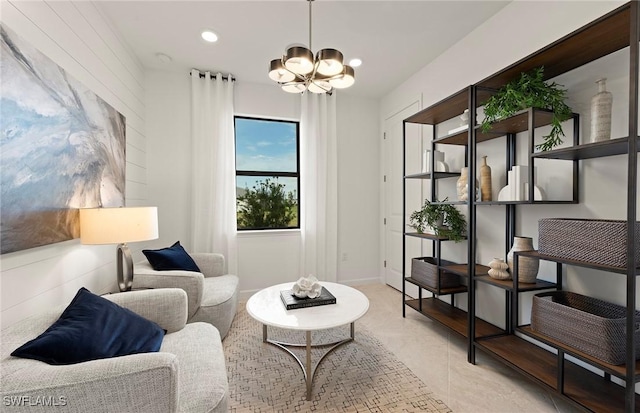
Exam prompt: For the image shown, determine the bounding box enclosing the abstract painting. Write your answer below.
[0,24,126,254]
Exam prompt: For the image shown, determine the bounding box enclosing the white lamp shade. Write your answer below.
[269,59,296,83]
[284,46,314,75]
[282,82,307,93]
[329,65,355,89]
[80,207,159,244]
[316,48,344,76]
[308,80,331,94]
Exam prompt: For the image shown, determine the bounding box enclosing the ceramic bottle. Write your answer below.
[590,77,613,142]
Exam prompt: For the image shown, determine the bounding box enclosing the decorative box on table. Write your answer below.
[538,218,640,267]
[531,291,640,365]
[410,257,461,289]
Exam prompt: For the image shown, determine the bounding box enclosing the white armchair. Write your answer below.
[1,288,229,413]
[134,253,239,339]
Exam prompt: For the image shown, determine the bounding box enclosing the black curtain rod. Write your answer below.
[190,71,235,82]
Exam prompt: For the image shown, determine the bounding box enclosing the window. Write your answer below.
[234,116,300,230]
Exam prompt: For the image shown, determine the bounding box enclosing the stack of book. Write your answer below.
[280,287,336,310]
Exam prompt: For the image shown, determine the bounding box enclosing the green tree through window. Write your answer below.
[234,116,299,230]
[237,178,297,228]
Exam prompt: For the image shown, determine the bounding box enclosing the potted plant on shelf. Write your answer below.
[409,198,467,242]
[480,66,573,152]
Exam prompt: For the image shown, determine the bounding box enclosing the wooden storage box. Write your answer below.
[531,291,640,365]
[410,257,461,289]
[538,218,640,267]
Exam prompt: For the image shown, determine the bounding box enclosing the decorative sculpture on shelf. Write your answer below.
[487,258,510,280]
[292,274,322,298]
[589,77,613,143]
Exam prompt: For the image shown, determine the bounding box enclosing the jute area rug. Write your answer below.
[223,307,452,412]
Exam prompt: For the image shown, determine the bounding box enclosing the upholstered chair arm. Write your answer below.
[1,352,179,413]
[1,298,180,413]
[133,261,204,320]
[191,253,225,278]
[104,289,188,334]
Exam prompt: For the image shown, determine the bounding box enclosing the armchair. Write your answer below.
[134,253,239,339]
[1,288,229,413]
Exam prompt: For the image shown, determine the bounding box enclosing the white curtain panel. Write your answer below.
[300,93,338,282]
[189,70,237,274]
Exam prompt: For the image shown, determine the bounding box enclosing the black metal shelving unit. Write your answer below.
[401,2,640,411]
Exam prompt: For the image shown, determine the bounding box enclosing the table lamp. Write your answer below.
[80,207,159,292]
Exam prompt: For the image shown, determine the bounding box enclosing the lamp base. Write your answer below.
[117,243,134,292]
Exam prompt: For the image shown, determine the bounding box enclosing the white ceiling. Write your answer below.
[97,1,510,99]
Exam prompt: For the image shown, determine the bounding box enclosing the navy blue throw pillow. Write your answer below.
[11,288,165,365]
[142,241,201,272]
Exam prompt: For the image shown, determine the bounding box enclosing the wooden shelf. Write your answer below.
[475,275,557,292]
[475,200,578,205]
[404,232,466,241]
[404,277,467,296]
[476,334,640,412]
[532,136,638,160]
[476,3,631,90]
[518,325,640,380]
[444,264,489,277]
[404,232,448,241]
[517,250,640,275]
[404,297,503,338]
[403,86,494,126]
[404,172,460,180]
[405,88,469,125]
[435,130,468,146]
[475,108,559,143]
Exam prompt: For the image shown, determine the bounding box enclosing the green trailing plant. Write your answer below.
[481,66,573,152]
[409,198,466,242]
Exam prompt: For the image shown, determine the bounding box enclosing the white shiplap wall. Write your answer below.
[0,0,148,328]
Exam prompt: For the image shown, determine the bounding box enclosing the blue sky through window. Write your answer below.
[235,118,296,172]
[235,117,298,196]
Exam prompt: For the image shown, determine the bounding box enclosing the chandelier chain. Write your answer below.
[308,0,313,51]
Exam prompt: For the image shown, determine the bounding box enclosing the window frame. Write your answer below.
[234,115,301,231]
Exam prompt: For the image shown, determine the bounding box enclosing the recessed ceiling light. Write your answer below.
[201,30,218,43]
[349,58,362,68]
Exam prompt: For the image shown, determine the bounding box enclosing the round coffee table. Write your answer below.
[246,282,369,400]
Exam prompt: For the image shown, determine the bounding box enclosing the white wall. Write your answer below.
[336,94,381,284]
[0,1,149,328]
[145,73,381,297]
[380,0,631,327]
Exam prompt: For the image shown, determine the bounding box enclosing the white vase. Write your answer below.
[456,167,479,201]
[507,236,539,283]
[589,77,613,143]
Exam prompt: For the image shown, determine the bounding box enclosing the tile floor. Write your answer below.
[354,283,581,413]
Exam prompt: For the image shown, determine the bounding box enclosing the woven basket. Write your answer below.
[410,257,461,289]
[531,291,640,365]
[538,218,640,267]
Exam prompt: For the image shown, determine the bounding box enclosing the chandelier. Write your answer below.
[268,0,355,94]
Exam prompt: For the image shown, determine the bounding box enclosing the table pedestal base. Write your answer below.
[262,323,355,400]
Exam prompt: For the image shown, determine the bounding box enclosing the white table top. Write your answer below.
[246,282,370,331]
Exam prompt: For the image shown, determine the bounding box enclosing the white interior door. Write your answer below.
[383,100,422,292]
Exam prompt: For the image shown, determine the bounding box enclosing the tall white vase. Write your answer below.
[507,236,539,283]
[590,78,613,142]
